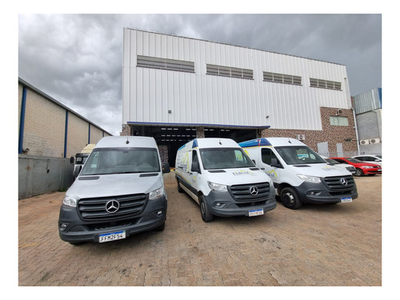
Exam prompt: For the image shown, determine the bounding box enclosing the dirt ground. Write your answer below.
[18,175,382,288]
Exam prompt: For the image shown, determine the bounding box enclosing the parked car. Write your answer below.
[352,155,382,166]
[330,157,382,176]
[324,158,356,175]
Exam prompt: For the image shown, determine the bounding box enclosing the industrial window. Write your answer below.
[310,78,341,91]
[330,116,349,126]
[137,55,195,73]
[263,72,302,86]
[206,64,253,80]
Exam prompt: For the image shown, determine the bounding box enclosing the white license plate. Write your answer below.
[249,208,264,217]
[99,231,126,243]
[341,197,353,203]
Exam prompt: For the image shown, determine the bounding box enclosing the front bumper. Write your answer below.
[58,196,167,243]
[295,181,358,204]
[204,189,277,217]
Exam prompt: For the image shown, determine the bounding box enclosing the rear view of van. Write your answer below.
[175,138,276,222]
[58,136,170,244]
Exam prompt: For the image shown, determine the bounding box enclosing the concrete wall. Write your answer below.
[18,155,74,199]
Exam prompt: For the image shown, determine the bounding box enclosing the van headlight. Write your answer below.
[149,186,165,200]
[297,174,321,183]
[208,181,228,192]
[63,195,78,207]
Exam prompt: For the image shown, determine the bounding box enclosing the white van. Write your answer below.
[59,136,170,244]
[240,137,358,209]
[175,138,276,222]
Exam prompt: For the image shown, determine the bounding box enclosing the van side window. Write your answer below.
[262,148,277,165]
[191,150,201,173]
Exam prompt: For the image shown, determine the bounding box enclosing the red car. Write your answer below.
[330,157,382,176]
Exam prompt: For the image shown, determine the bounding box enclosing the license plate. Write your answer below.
[99,231,126,243]
[249,208,264,217]
[341,197,352,203]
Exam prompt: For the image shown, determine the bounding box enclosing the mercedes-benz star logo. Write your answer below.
[340,178,348,186]
[105,200,120,213]
[249,186,259,196]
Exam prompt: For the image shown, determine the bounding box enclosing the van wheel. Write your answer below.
[280,187,302,209]
[177,179,184,193]
[200,196,213,222]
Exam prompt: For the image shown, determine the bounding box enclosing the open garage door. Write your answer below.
[127,124,259,167]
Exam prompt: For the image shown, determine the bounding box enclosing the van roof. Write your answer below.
[179,138,239,150]
[240,137,306,148]
[81,144,96,153]
[95,136,157,148]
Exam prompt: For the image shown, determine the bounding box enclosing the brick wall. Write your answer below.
[19,81,112,158]
[262,107,358,156]
[67,113,90,158]
[23,89,66,157]
[90,125,105,144]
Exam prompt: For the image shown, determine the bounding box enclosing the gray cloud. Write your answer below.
[18,14,381,136]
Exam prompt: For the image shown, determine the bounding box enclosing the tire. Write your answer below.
[69,242,83,246]
[154,221,165,231]
[355,168,363,176]
[199,195,213,222]
[280,187,302,209]
[177,179,184,193]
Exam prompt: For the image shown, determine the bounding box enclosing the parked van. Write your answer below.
[59,136,170,244]
[240,138,358,209]
[175,138,276,222]
[70,143,96,178]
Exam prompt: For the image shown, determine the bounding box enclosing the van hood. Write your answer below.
[66,173,162,199]
[291,163,351,176]
[206,168,272,185]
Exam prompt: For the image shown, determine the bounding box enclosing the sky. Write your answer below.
[18,13,382,136]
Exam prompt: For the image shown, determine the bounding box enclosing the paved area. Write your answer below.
[18,175,382,286]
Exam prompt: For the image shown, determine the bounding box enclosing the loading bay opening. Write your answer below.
[128,124,261,167]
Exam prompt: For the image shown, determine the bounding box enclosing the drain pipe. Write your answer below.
[352,105,360,155]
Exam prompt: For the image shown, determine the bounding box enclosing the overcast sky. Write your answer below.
[18,14,382,136]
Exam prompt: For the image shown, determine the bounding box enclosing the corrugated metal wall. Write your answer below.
[123,28,352,131]
[353,88,382,114]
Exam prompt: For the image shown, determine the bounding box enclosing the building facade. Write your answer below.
[122,28,358,165]
[353,88,382,156]
[18,78,112,199]
[18,78,112,158]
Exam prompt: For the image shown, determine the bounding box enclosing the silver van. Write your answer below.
[58,136,170,244]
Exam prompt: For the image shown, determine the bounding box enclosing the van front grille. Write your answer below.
[229,182,270,202]
[77,194,147,221]
[323,176,355,192]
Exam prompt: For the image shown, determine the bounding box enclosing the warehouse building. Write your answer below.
[18,78,112,198]
[122,28,358,166]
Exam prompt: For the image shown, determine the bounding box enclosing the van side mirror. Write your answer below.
[162,162,171,174]
[70,156,75,164]
[191,161,201,174]
[73,165,82,177]
[271,158,282,168]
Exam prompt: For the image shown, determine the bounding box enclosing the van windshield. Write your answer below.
[275,146,326,165]
[199,148,255,170]
[81,148,160,175]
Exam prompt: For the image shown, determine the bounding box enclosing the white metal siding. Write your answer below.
[123,28,351,130]
[353,88,382,114]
